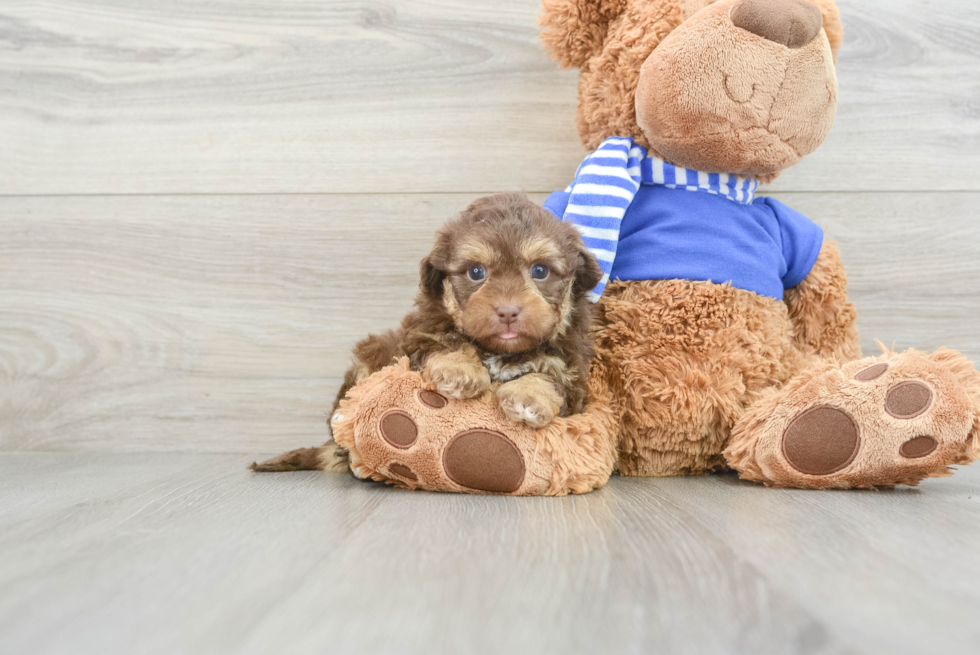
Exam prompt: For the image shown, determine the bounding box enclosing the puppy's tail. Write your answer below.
[249,440,350,473]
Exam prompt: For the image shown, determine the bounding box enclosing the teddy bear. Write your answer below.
[256,0,980,495]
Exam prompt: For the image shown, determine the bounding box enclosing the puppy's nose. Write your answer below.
[495,305,522,323]
[730,0,823,49]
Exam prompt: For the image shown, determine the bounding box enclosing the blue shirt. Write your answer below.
[544,185,823,300]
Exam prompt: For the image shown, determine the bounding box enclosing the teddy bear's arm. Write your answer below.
[783,240,860,363]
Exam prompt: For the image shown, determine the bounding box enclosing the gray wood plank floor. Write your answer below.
[1,0,979,194]
[2,191,978,453]
[2,1,980,653]
[1,452,979,655]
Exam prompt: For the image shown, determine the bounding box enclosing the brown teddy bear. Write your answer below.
[256,0,980,494]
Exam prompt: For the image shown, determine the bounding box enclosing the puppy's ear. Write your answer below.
[572,244,604,299]
[419,231,451,299]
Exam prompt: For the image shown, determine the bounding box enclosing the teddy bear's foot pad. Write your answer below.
[780,405,860,476]
[442,429,526,493]
[331,359,616,495]
[726,349,980,489]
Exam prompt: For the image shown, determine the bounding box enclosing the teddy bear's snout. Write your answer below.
[730,0,823,49]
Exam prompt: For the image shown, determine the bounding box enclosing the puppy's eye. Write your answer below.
[530,264,549,280]
[467,265,486,282]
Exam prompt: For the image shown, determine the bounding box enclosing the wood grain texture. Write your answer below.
[2,2,979,651]
[1,192,977,453]
[2,452,978,654]
[1,0,979,195]
[646,469,980,654]
[0,453,853,654]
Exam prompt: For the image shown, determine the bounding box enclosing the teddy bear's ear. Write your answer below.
[538,0,628,69]
[807,0,843,63]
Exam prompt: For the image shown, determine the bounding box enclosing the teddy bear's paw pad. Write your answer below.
[378,409,419,449]
[442,429,526,493]
[781,406,860,476]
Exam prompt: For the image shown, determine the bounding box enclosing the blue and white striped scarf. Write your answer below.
[562,136,760,301]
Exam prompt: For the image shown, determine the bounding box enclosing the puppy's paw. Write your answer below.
[496,375,563,429]
[424,350,491,400]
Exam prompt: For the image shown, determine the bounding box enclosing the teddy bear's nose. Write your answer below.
[730,0,823,49]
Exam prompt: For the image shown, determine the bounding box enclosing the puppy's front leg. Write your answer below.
[496,373,563,429]
[423,345,491,400]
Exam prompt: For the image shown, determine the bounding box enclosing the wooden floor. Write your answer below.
[2,452,979,655]
[2,0,980,452]
[2,0,980,653]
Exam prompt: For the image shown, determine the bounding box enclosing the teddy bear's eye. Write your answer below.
[530,264,549,280]
[467,265,486,282]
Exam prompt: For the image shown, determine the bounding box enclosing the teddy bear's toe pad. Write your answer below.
[899,436,937,459]
[387,462,418,481]
[379,410,419,448]
[884,381,932,418]
[854,363,888,381]
[418,389,449,409]
[443,429,525,493]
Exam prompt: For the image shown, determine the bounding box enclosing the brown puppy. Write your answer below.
[251,193,602,473]
[337,192,603,427]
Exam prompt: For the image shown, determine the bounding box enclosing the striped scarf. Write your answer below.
[562,136,760,301]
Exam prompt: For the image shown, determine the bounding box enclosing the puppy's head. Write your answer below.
[420,193,603,354]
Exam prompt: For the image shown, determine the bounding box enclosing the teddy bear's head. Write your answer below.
[540,0,843,180]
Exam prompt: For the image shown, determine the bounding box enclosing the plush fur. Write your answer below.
[725,346,980,489]
[335,193,602,423]
[255,0,980,493]
[593,277,810,476]
[541,0,841,180]
[536,0,860,477]
[537,0,980,482]
[588,243,854,477]
[329,358,619,495]
[252,193,601,472]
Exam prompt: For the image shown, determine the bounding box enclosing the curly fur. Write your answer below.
[252,194,602,473]
[256,1,980,492]
[334,193,602,418]
[593,277,811,476]
[783,241,860,364]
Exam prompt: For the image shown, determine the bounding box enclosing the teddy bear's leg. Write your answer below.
[330,359,617,495]
[725,348,980,489]
[595,280,808,477]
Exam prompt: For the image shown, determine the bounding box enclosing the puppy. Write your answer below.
[251,193,603,473]
[335,192,603,427]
